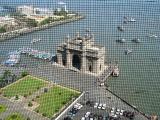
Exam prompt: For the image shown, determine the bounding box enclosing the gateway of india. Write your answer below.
[56,31,106,74]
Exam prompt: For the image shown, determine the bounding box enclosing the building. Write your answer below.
[17,5,34,16]
[57,1,68,13]
[0,16,16,27]
[56,32,106,74]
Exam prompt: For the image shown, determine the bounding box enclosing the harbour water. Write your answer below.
[0,0,160,116]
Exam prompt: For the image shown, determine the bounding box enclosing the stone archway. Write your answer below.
[88,60,93,72]
[72,54,81,70]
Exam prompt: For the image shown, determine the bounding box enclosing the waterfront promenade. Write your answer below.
[0,64,148,120]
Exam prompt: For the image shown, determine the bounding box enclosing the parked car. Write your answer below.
[85,112,91,118]
[102,104,107,110]
[94,102,99,108]
[98,103,103,109]
[74,103,83,110]
[120,109,125,116]
[81,117,85,120]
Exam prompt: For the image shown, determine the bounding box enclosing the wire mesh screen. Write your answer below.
[0,0,159,120]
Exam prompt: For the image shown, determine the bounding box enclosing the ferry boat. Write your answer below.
[125,49,132,55]
[31,38,41,44]
[3,51,20,66]
[112,67,119,77]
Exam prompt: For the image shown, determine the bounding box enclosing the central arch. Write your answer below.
[72,54,81,70]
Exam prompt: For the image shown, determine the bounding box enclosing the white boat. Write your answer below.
[31,38,41,44]
[124,16,136,22]
[116,39,126,43]
[128,17,136,22]
[125,49,132,55]
[132,38,141,43]
[148,34,158,38]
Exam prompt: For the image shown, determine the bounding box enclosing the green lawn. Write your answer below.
[5,113,25,120]
[2,75,48,98]
[0,104,6,114]
[35,85,80,118]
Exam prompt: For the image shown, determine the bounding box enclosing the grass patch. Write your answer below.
[35,85,80,118]
[5,113,25,120]
[0,104,6,114]
[2,75,48,98]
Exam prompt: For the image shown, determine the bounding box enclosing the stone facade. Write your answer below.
[56,32,105,74]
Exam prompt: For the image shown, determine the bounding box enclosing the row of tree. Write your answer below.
[0,70,29,88]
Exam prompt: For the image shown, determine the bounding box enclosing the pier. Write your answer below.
[97,64,119,86]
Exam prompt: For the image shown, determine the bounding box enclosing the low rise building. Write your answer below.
[17,5,34,16]
[0,16,17,27]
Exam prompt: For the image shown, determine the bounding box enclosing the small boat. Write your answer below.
[148,34,158,38]
[124,16,136,23]
[112,67,119,77]
[132,38,141,43]
[117,26,125,32]
[116,39,126,43]
[128,17,136,22]
[31,38,41,44]
[125,49,132,55]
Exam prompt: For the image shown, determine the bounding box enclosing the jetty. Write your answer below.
[2,51,20,66]
[18,47,54,61]
[97,64,119,86]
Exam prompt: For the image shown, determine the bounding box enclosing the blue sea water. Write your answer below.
[0,0,160,116]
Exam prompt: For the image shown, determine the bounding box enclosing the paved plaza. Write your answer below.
[0,64,149,120]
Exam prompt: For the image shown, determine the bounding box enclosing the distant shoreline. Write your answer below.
[0,15,85,41]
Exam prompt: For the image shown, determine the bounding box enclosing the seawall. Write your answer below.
[0,15,85,41]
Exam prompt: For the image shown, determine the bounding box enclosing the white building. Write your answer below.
[17,5,34,16]
[0,16,16,27]
[57,1,68,12]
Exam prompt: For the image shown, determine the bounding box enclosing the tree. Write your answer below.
[11,74,17,83]
[2,70,12,84]
[21,71,29,77]
[28,101,33,107]
[64,116,73,120]
[39,18,50,25]
[0,27,6,33]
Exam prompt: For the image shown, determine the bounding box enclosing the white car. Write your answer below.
[117,109,120,112]
[94,103,99,108]
[76,103,83,109]
[98,103,103,109]
[85,112,91,118]
[120,109,125,115]
[113,114,118,118]
[81,117,85,120]
[74,103,83,110]
[102,104,106,110]
[111,107,116,112]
